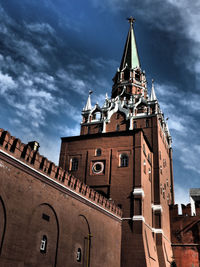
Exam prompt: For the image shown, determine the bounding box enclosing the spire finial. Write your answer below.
[127,16,136,25]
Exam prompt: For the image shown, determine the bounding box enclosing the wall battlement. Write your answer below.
[170,203,200,217]
[0,128,122,218]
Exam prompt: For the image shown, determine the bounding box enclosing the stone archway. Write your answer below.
[25,203,59,267]
[0,196,6,255]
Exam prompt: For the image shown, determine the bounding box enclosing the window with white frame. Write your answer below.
[40,235,47,253]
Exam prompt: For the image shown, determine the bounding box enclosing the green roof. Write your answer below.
[120,19,140,70]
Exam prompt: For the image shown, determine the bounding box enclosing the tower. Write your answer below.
[59,17,174,267]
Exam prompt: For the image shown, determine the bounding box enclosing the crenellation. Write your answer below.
[0,128,121,218]
[181,203,191,216]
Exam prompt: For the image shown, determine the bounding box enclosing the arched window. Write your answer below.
[135,70,140,81]
[76,248,82,262]
[116,124,120,131]
[98,125,103,133]
[71,158,78,171]
[143,160,146,174]
[120,154,129,167]
[124,68,130,81]
[40,235,47,253]
[95,112,101,120]
[96,148,101,156]
[0,197,6,255]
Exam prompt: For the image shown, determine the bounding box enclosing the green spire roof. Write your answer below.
[120,17,140,70]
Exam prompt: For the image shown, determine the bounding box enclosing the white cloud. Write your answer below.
[26,23,55,34]
[60,124,80,137]
[57,69,88,96]
[0,71,17,93]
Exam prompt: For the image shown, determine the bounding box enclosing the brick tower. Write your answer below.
[59,17,174,266]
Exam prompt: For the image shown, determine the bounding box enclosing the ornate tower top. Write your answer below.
[81,17,172,148]
[112,17,146,99]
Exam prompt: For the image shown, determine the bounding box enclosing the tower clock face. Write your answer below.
[92,161,104,174]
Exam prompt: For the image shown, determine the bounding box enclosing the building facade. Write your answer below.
[59,17,174,266]
[1,17,199,267]
[0,129,122,267]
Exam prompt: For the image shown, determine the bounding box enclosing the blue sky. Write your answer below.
[0,0,199,205]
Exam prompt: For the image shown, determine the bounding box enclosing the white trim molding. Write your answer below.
[133,188,145,197]
[151,204,163,212]
[132,215,145,222]
[152,228,164,234]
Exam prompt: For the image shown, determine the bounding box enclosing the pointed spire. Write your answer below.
[120,16,140,70]
[84,90,93,111]
[103,93,109,108]
[150,79,157,101]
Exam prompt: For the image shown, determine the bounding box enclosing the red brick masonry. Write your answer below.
[0,128,122,267]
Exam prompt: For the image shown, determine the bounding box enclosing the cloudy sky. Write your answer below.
[0,0,199,205]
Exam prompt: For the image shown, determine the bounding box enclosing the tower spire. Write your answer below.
[84,90,92,111]
[120,16,140,70]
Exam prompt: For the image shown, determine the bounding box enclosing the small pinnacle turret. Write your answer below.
[83,90,92,111]
[150,79,157,101]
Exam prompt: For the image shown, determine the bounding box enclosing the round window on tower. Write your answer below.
[92,162,104,174]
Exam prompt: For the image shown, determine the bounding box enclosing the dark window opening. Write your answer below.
[135,71,140,81]
[120,154,128,167]
[133,121,137,129]
[40,235,47,253]
[98,125,103,133]
[71,158,78,171]
[96,148,101,156]
[88,126,90,134]
[146,119,149,128]
[76,248,82,262]
[42,213,50,221]
[116,124,120,131]
[124,69,130,80]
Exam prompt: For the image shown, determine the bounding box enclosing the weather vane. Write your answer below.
[127,16,136,25]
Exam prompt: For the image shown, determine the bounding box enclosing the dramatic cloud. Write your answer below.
[0,1,199,206]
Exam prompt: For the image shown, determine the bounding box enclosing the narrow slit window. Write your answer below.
[143,160,146,174]
[76,248,82,262]
[96,148,102,156]
[40,235,47,253]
